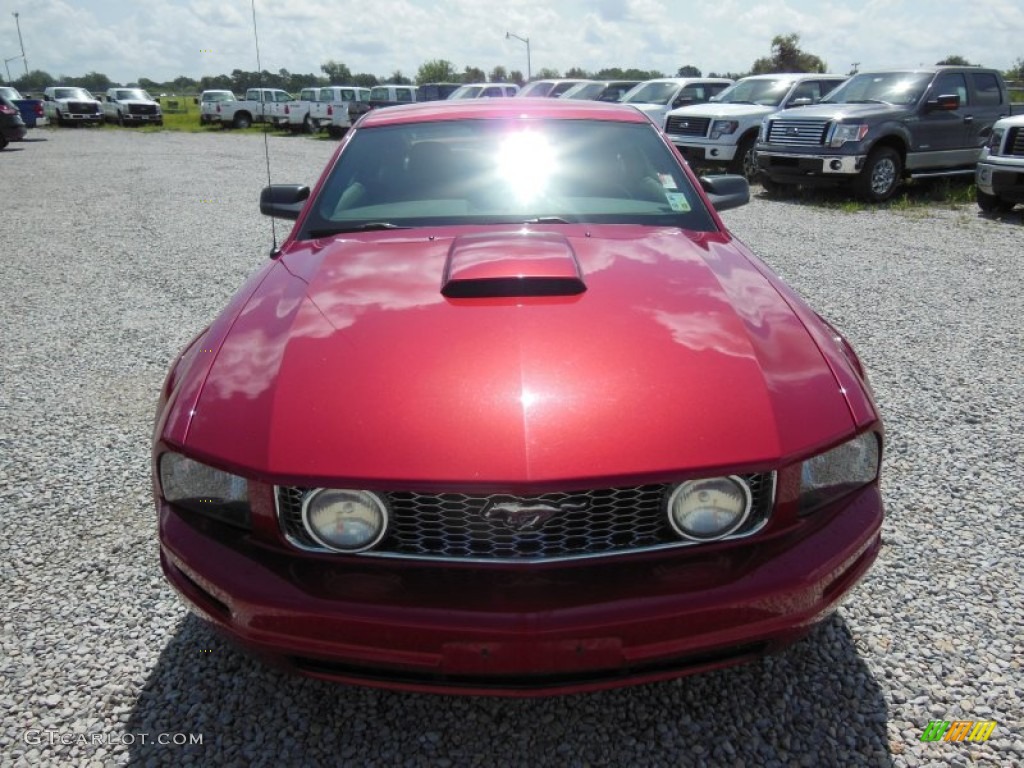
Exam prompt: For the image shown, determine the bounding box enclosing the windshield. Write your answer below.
[0,86,22,100]
[449,86,484,99]
[622,82,680,105]
[713,78,792,106]
[560,82,605,100]
[821,72,932,105]
[54,88,93,100]
[301,118,716,238]
[114,89,151,101]
[518,81,555,97]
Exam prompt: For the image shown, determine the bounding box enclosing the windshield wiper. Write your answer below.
[843,99,888,105]
[523,216,573,224]
[308,222,411,237]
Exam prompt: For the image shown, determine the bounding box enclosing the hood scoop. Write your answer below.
[441,232,586,298]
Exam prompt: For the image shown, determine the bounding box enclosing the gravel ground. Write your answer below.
[1,127,1021,768]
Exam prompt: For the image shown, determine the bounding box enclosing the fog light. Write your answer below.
[302,489,388,553]
[710,148,719,157]
[667,476,752,542]
[830,159,843,170]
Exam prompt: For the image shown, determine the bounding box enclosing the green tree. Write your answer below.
[936,55,976,66]
[321,60,352,83]
[352,72,379,88]
[389,69,412,85]
[199,74,233,91]
[13,69,54,91]
[1006,57,1024,81]
[565,66,590,79]
[416,59,457,84]
[489,65,509,83]
[463,65,486,83]
[676,64,701,77]
[750,34,826,74]
[509,70,525,85]
[67,71,114,91]
[172,75,198,93]
[535,67,561,79]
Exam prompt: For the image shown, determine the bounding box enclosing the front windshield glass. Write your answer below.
[302,118,716,238]
[714,78,791,106]
[449,86,484,99]
[821,72,932,105]
[54,88,93,100]
[560,82,605,100]
[518,81,555,97]
[114,89,150,101]
[621,82,677,105]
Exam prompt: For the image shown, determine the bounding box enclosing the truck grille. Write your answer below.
[68,102,99,115]
[766,117,831,147]
[276,474,775,562]
[665,115,710,137]
[129,104,158,115]
[1007,127,1024,157]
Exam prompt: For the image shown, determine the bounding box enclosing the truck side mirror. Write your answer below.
[926,93,960,111]
[789,97,813,107]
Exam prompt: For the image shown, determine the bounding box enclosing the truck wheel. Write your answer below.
[56,110,65,127]
[118,112,126,126]
[302,115,314,134]
[728,135,758,180]
[233,112,252,129]
[855,147,901,202]
[0,134,8,150]
[976,190,1015,213]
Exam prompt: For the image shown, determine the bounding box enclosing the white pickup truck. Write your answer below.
[103,87,163,126]
[311,85,371,136]
[200,90,236,125]
[270,86,321,133]
[214,87,292,128]
[664,73,848,178]
[975,113,1024,213]
[42,86,104,126]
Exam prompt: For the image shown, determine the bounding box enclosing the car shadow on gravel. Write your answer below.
[126,611,893,766]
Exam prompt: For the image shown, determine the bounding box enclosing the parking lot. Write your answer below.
[1,128,1021,767]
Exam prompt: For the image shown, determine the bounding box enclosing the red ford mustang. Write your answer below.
[153,99,883,696]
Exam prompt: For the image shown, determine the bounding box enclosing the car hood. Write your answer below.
[669,103,775,120]
[773,103,907,121]
[171,226,864,487]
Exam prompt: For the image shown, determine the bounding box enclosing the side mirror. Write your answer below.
[926,93,960,111]
[672,96,694,108]
[700,174,750,212]
[789,97,813,107]
[260,184,310,220]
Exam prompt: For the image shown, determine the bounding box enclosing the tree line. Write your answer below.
[5,34,1022,95]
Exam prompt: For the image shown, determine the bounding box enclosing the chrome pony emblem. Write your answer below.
[482,501,584,531]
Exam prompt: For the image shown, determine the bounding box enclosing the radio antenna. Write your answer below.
[251,0,279,256]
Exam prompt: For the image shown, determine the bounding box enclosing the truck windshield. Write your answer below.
[820,72,932,106]
[621,82,677,105]
[713,79,791,106]
[114,89,150,101]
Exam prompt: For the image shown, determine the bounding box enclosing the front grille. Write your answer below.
[665,115,710,137]
[129,104,158,115]
[766,117,831,147]
[1007,127,1023,157]
[68,101,99,115]
[276,473,775,562]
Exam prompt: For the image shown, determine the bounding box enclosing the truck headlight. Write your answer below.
[829,123,869,148]
[985,128,1004,154]
[710,120,739,139]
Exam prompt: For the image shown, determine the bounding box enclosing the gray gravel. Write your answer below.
[1,127,1021,768]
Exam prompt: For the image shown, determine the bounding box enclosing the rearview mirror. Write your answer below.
[260,184,310,220]
[700,174,750,212]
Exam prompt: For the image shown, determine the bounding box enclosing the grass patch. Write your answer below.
[756,175,977,213]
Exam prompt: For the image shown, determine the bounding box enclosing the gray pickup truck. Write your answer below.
[755,66,1022,201]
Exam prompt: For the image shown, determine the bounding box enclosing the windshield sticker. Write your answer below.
[658,173,677,189]
[665,192,691,211]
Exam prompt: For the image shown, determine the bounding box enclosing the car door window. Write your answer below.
[970,73,1001,106]
[932,73,968,105]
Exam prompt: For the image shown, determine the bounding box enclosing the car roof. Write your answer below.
[357,97,654,127]
[738,73,845,81]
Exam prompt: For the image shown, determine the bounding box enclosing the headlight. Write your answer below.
[302,489,388,553]
[667,476,752,542]
[710,119,739,139]
[159,452,250,529]
[829,123,869,147]
[800,432,880,514]
[985,128,1004,154]
[759,120,770,142]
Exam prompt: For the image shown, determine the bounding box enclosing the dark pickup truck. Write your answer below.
[0,85,44,128]
[755,66,1024,201]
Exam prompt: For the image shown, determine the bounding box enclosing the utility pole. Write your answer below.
[14,11,28,76]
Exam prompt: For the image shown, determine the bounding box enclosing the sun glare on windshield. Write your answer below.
[497,131,558,204]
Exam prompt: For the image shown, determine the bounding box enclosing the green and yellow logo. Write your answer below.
[920,720,997,742]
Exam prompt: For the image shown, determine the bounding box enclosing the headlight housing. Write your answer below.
[799,432,880,515]
[159,452,251,529]
[829,123,870,148]
[302,489,389,553]
[710,119,739,139]
[984,128,1004,154]
[667,476,752,542]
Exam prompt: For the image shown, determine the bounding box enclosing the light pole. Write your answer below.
[505,31,531,82]
[13,12,28,77]
[5,55,22,83]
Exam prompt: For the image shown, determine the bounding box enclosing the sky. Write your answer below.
[1,0,1022,86]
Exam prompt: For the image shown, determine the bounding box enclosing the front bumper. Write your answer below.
[758,149,865,181]
[976,158,1024,202]
[671,141,738,164]
[122,113,163,124]
[159,485,883,696]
